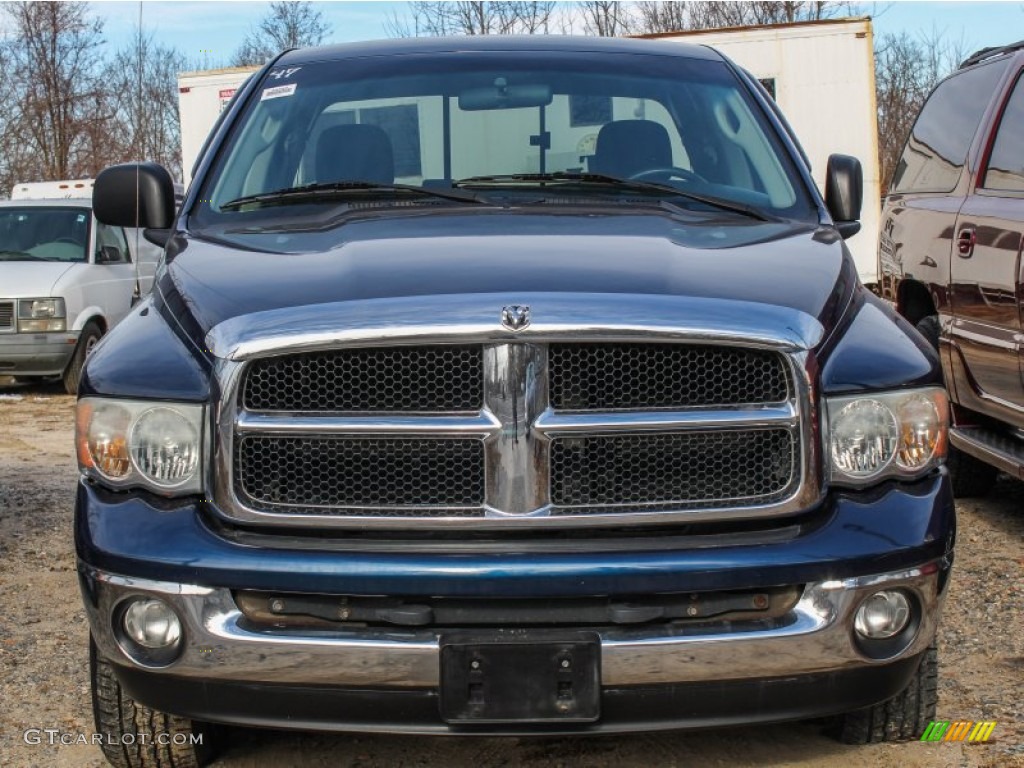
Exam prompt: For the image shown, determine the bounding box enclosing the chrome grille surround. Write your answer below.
[210,294,824,529]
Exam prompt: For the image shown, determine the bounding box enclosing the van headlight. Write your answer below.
[18,297,66,332]
[826,387,948,486]
[76,398,204,495]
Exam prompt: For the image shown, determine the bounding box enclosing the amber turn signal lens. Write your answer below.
[76,400,132,479]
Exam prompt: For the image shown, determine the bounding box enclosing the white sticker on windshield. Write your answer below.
[261,83,296,101]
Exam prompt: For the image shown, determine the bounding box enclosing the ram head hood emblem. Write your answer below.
[501,305,531,331]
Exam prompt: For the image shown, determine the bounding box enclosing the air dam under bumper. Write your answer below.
[77,474,954,733]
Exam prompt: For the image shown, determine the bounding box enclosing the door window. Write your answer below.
[982,72,1024,192]
[95,222,130,263]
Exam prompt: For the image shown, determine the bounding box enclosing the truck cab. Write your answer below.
[0,181,172,392]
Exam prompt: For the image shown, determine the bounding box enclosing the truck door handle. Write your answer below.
[957,227,976,258]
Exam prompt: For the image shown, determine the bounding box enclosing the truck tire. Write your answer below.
[914,315,998,497]
[63,321,102,394]
[91,639,218,768]
[831,644,937,743]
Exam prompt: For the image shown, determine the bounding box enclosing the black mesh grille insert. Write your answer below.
[236,436,485,512]
[549,343,789,410]
[242,346,482,412]
[550,429,796,510]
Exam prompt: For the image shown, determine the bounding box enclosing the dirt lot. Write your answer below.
[1,377,1021,768]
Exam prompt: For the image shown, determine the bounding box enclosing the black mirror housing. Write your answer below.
[93,162,176,230]
[825,154,863,239]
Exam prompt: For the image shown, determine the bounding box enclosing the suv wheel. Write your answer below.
[830,644,937,743]
[914,315,998,497]
[91,638,219,768]
[63,321,102,394]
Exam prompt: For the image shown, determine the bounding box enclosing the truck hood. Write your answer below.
[162,211,855,347]
[0,261,76,297]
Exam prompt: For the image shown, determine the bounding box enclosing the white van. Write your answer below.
[0,180,168,392]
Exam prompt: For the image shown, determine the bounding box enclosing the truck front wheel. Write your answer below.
[830,644,937,743]
[90,638,219,768]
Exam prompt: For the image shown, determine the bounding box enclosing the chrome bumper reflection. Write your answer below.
[82,563,941,688]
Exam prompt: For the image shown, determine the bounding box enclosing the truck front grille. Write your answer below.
[243,345,482,412]
[224,340,807,528]
[550,429,797,511]
[549,343,789,410]
[0,302,13,331]
[236,436,484,513]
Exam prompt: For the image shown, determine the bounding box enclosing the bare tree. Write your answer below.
[570,1,634,36]
[233,1,332,66]
[387,1,556,36]
[633,1,852,34]
[0,2,106,190]
[102,29,189,180]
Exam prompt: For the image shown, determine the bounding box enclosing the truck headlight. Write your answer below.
[76,398,205,495]
[17,297,66,332]
[826,387,948,487]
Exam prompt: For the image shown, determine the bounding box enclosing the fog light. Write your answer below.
[123,598,182,649]
[854,590,911,639]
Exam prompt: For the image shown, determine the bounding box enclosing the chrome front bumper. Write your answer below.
[82,562,943,688]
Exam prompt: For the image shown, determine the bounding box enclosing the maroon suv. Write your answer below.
[879,40,1024,496]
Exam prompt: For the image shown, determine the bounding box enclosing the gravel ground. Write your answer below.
[1,377,1021,768]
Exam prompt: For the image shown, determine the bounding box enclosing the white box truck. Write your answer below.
[639,17,882,284]
[0,181,167,392]
[178,67,259,186]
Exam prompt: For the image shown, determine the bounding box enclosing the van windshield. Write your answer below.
[0,207,90,262]
[193,50,814,228]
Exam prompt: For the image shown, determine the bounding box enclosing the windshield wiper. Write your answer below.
[220,180,487,211]
[454,172,776,222]
[0,250,44,261]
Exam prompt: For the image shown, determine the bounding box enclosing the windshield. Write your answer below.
[0,206,90,262]
[193,50,815,229]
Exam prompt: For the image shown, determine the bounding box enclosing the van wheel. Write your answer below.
[829,644,937,743]
[91,638,219,768]
[63,321,102,394]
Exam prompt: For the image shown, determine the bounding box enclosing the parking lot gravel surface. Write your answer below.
[1,378,1021,768]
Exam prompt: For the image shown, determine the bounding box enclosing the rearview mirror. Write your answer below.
[96,245,124,264]
[825,154,863,239]
[93,162,175,230]
[459,81,552,111]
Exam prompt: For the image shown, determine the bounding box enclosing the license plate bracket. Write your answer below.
[440,634,600,724]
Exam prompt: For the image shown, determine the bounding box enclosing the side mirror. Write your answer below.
[825,154,863,239]
[93,162,175,229]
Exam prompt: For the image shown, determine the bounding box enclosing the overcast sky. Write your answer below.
[87,0,1024,68]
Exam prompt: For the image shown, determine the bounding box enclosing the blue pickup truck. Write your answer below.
[76,36,953,767]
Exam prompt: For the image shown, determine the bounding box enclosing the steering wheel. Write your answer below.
[52,237,81,245]
[628,166,706,185]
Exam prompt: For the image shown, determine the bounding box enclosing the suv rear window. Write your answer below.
[890,59,1009,194]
